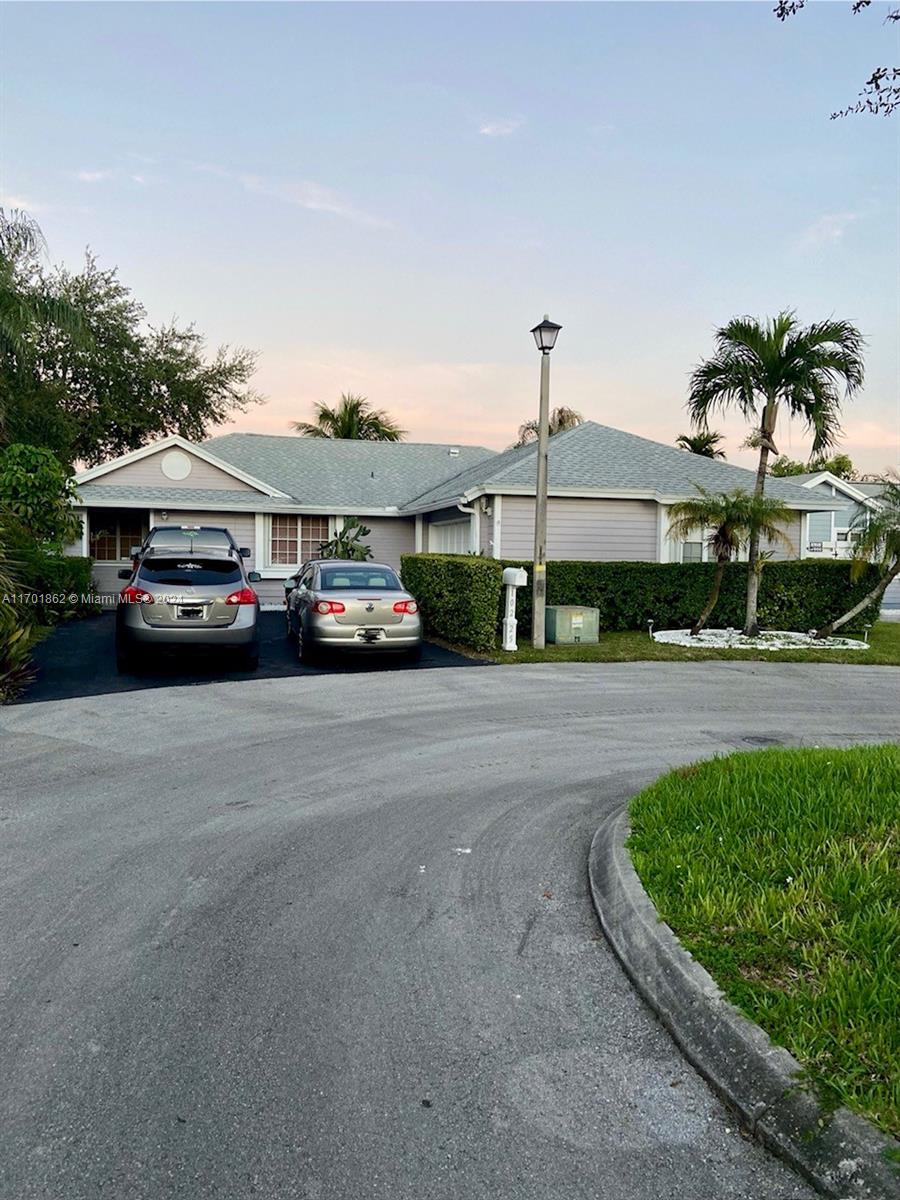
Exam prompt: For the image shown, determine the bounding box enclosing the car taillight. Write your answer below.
[393,600,418,614]
[120,585,155,604]
[225,587,258,606]
[314,600,346,615]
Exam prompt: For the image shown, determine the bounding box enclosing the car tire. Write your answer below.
[405,644,423,664]
[240,648,259,672]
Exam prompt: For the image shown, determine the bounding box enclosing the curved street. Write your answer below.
[2,661,897,1200]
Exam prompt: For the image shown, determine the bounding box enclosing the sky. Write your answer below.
[1,1,898,473]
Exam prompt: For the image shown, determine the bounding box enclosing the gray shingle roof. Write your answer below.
[204,432,496,509]
[402,422,842,510]
[74,484,298,512]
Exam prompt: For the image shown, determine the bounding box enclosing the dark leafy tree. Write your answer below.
[775,0,900,118]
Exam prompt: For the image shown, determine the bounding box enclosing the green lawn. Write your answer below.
[627,746,900,1137]
[490,618,900,666]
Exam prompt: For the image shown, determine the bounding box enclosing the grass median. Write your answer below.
[627,746,899,1137]
[492,618,900,665]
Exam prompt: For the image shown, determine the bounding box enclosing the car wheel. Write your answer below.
[240,648,259,672]
[405,644,423,664]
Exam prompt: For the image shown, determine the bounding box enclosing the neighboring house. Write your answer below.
[69,421,842,605]
[789,472,881,560]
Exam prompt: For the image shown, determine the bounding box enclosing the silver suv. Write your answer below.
[116,547,261,673]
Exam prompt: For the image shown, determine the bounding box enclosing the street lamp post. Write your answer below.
[529,315,562,650]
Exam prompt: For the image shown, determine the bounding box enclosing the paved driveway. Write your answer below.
[20,611,482,703]
[3,663,897,1199]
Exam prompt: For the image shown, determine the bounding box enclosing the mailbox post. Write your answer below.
[501,566,528,652]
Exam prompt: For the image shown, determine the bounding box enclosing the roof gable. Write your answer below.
[75,435,288,497]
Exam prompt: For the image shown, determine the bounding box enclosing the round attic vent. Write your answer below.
[161,449,192,481]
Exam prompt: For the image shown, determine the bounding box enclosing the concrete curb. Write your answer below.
[588,808,899,1199]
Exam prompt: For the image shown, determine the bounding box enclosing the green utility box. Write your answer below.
[545,605,600,645]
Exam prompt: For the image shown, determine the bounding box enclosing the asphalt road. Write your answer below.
[3,662,898,1200]
[21,611,482,704]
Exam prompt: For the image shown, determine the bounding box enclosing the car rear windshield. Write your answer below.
[149,529,232,551]
[319,567,401,590]
[138,558,243,586]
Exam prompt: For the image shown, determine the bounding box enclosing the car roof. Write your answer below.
[316,561,395,571]
[142,544,241,560]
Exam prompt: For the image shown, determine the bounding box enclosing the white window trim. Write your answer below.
[257,513,334,578]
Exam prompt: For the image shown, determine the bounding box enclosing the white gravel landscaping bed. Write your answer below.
[652,628,869,652]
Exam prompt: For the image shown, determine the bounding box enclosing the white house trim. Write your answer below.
[414,515,424,552]
[492,495,502,559]
[405,484,843,513]
[73,434,292,499]
[795,472,879,508]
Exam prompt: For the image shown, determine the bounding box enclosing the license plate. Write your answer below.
[178,606,203,620]
[356,627,384,642]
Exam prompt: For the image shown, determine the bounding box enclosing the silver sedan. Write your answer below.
[285,561,422,662]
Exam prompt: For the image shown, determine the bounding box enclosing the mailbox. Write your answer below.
[502,566,528,588]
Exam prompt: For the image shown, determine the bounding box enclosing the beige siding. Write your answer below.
[763,514,803,561]
[365,517,416,568]
[93,448,258,491]
[499,497,658,561]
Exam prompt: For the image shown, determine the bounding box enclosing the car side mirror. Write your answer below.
[129,546,142,558]
[283,577,296,591]
[118,569,132,580]
[240,547,251,558]
[247,570,262,583]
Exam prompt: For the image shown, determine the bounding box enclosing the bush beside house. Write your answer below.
[400,554,879,651]
[400,554,502,653]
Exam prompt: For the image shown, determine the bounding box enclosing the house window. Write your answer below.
[836,531,849,543]
[682,541,703,564]
[269,516,330,565]
[89,513,147,560]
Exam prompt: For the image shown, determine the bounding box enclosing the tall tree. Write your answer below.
[815,476,900,639]
[675,430,726,459]
[774,0,900,118]
[667,489,793,635]
[687,311,865,636]
[292,393,405,442]
[1,231,259,467]
[513,406,583,448]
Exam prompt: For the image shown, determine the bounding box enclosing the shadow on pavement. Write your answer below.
[19,611,489,704]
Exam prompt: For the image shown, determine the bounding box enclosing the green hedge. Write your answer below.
[16,550,96,624]
[500,558,881,637]
[399,554,880,649]
[400,553,502,652]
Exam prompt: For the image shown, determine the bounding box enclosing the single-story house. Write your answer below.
[789,471,881,559]
[69,421,844,606]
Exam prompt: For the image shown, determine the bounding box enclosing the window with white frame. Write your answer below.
[269,515,330,565]
[681,541,704,563]
[89,511,148,561]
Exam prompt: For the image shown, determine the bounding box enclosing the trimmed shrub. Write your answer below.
[400,553,502,652]
[499,558,881,637]
[15,549,96,624]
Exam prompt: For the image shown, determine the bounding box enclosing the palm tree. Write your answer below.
[514,406,583,448]
[0,208,85,361]
[687,312,865,636]
[667,488,794,636]
[814,475,900,639]
[675,430,727,459]
[291,393,405,442]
